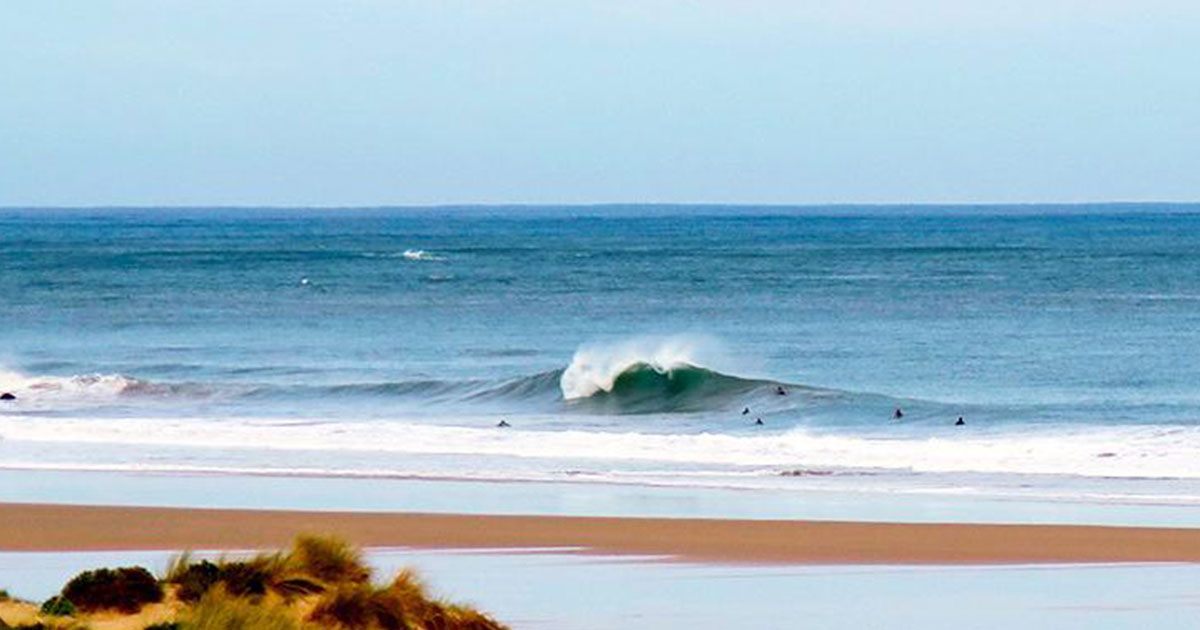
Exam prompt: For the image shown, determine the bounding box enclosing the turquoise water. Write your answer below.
[2,207,1200,504]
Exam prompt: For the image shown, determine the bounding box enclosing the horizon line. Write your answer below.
[3,201,1200,212]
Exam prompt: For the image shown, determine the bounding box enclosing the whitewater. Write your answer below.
[3,207,1200,507]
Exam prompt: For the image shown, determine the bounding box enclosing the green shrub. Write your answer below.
[0,588,9,601]
[61,566,163,614]
[39,596,75,617]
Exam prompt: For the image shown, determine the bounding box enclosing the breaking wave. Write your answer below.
[359,249,447,261]
[557,337,807,414]
[0,367,206,400]
[402,249,445,261]
[560,362,783,413]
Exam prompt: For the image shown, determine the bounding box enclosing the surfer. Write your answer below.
[754,418,764,426]
[497,420,511,428]
[742,407,750,415]
[893,408,904,419]
[0,392,15,401]
[775,385,787,396]
[955,417,965,426]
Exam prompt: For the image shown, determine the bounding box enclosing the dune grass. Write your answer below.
[183,591,298,630]
[286,535,371,586]
[0,535,508,630]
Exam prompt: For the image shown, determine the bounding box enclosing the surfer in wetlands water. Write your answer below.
[893,408,904,419]
[955,417,965,426]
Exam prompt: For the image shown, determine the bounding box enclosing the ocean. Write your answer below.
[3,206,1200,507]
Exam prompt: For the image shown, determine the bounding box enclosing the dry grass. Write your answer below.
[184,590,298,630]
[286,535,371,585]
[307,583,394,630]
[307,570,505,630]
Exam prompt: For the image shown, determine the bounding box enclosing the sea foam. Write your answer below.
[3,414,1198,483]
[0,366,147,398]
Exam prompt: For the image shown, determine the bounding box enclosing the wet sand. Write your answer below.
[3,502,1200,565]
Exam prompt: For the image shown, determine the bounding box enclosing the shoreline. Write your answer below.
[4,503,1200,565]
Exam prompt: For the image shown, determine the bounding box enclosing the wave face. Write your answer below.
[298,370,565,407]
[558,338,791,414]
[562,361,777,414]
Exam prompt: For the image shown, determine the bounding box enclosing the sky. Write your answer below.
[1,1,1198,207]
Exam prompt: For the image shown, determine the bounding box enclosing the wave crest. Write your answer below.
[0,367,203,400]
[561,337,713,400]
[403,249,446,261]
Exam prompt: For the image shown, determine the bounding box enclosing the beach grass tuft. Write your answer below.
[286,534,372,585]
[211,558,275,599]
[167,558,223,603]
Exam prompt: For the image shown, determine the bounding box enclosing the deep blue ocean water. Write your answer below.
[3,207,1200,502]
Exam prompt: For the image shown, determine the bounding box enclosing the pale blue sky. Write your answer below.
[2,1,1198,206]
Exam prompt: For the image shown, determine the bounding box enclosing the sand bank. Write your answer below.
[3,503,1200,565]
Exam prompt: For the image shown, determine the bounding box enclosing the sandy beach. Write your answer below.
[3,502,1200,565]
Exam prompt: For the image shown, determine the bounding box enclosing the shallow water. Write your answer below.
[5,548,1200,630]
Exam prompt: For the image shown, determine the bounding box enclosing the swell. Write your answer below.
[258,363,827,418]
[0,363,811,416]
[292,370,566,406]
